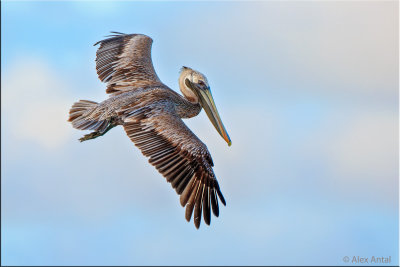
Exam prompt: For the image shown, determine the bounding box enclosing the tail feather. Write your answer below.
[68,100,109,133]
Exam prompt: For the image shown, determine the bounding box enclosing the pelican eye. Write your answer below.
[198,80,205,86]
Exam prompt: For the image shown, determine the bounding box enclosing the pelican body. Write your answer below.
[68,32,231,228]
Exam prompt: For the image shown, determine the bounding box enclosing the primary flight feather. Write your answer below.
[68,32,231,228]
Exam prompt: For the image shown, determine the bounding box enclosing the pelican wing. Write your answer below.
[120,103,226,228]
[94,32,162,95]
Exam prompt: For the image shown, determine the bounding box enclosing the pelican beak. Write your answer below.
[187,81,231,146]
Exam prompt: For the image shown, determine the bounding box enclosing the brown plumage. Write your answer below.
[68,32,231,229]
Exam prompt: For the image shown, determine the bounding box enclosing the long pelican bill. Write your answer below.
[189,82,231,146]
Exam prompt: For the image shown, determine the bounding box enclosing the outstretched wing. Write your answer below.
[94,32,163,95]
[119,103,226,228]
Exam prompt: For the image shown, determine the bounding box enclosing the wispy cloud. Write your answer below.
[2,57,75,150]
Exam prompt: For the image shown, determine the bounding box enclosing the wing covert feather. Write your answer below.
[121,103,225,228]
[94,32,163,95]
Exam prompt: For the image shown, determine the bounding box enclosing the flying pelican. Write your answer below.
[68,32,231,228]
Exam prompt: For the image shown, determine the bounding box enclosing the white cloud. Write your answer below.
[171,1,397,101]
[329,112,397,176]
[2,57,75,149]
[301,108,398,206]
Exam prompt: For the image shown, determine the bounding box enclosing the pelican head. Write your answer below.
[179,66,231,146]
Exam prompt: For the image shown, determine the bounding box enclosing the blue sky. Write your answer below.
[2,1,399,266]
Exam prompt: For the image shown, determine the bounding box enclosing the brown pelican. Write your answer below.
[68,32,231,228]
